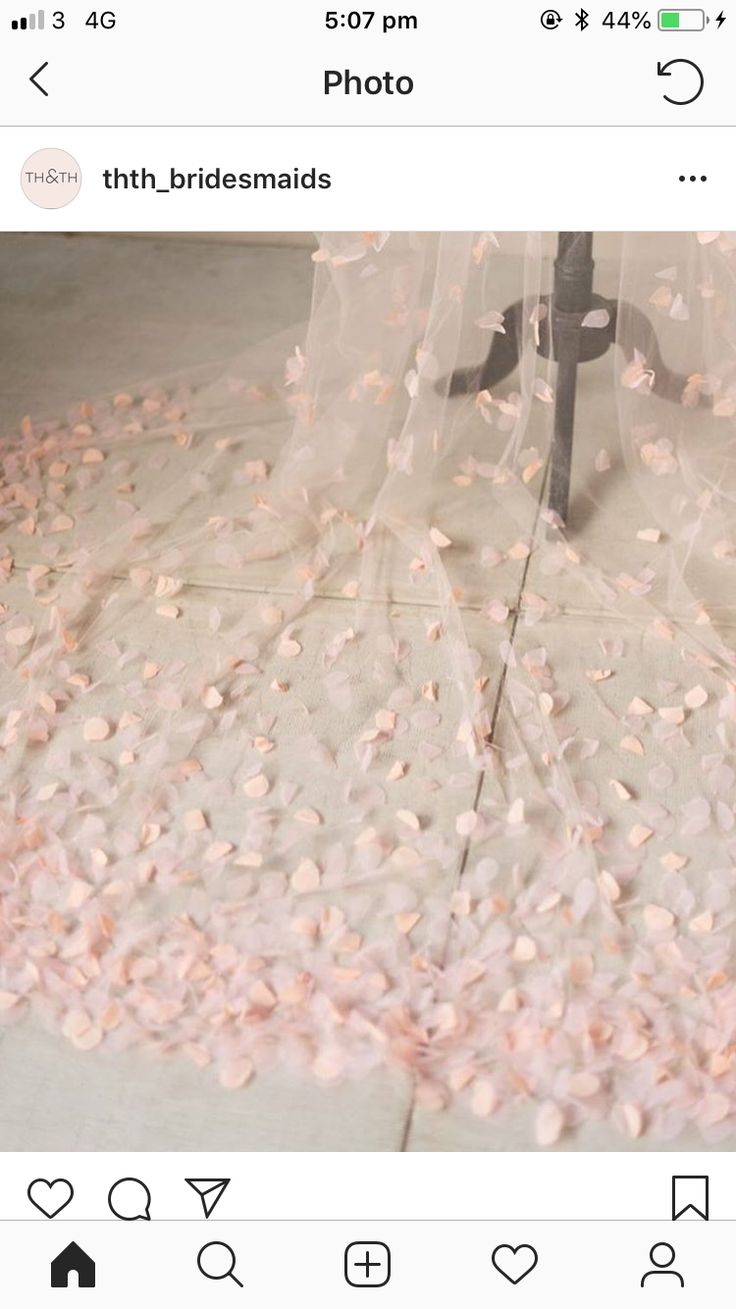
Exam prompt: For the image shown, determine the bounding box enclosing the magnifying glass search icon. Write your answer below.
[197,1241,244,1288]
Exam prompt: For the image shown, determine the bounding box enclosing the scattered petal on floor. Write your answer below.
[2,230,736,1150]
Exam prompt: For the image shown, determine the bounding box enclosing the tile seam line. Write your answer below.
[6,123,734,129]
[12,563,736,626]
[400,451,549,1152]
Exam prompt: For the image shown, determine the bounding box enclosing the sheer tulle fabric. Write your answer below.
[1,231,735,1144]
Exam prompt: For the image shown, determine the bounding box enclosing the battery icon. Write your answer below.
[658,8,706,27]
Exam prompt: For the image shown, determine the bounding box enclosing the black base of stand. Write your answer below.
[445,232,707,526]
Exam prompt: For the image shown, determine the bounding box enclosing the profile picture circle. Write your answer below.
[21,148,82,208]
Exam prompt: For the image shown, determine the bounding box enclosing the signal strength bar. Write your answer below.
[11,9,45,29]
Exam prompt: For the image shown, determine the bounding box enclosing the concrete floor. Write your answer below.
[0,234,731,1152]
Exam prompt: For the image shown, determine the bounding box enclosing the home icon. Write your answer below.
[50,1241,96,1288]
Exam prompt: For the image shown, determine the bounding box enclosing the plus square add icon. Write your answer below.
[344,1242,391,1288]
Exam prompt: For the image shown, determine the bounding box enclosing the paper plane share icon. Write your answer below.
[185,1178,230,1218]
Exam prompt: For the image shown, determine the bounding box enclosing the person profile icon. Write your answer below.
[641,1242,684,1287]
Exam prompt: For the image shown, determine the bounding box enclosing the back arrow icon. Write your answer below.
[657,58,704,105]
[30,62,49,96]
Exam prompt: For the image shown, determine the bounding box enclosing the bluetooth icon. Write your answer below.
[575,7,590,28]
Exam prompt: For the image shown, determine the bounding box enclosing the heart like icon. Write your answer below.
[491,1243,539,1285]
[27,1178,74,1219]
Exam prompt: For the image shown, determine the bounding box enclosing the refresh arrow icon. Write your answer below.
[657,58,704,105]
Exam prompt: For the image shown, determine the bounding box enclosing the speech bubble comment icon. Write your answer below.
[107,1177,152,1221]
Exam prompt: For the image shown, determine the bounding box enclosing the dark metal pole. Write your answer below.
[443,230,703,530]
[548,232,595,525]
